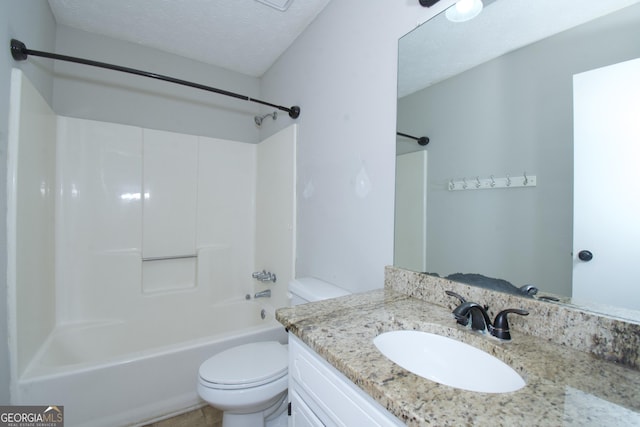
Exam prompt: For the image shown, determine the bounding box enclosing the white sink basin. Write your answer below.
[373,330,525,393]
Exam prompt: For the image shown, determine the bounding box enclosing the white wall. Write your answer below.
[54,25,263,143]
[261,0,455,292]
[0,0,56,404]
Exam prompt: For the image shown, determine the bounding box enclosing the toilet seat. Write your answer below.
[199,341,288,390]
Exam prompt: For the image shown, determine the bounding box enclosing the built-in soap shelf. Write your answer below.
[448,174,536,191]
[141,254,197,262]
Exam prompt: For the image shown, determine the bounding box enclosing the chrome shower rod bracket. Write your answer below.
[10,38,301,119]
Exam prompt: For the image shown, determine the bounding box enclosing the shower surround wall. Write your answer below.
[55,117,261,324]
[7,69,57,380]
[8,71,296,407]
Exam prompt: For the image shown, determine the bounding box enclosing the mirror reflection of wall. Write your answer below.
[396,2,640,298]
[394,150,427,272]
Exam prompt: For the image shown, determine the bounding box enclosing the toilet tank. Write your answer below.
[288,277,351,306]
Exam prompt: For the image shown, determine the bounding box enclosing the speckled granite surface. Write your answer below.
[276,268,640,426]
[385,266,640,369]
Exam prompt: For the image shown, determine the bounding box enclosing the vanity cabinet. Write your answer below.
[288,334,404,427]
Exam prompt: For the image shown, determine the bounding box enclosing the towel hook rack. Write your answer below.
[448,173,537,191]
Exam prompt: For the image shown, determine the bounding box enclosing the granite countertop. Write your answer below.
[276,289,640,426]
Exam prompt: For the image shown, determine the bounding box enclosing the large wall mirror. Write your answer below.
[395,0,640,320]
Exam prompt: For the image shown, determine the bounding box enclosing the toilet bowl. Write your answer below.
[198,341,288,427]
[197,277,350,427]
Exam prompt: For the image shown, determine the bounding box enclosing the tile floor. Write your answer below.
[142,405,222,427]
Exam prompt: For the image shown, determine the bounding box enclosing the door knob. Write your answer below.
[578,250,593,261]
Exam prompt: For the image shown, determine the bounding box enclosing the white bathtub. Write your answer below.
[16,299,288,427]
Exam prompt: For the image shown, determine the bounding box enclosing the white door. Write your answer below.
[394,150,427,272]
[572,58,640,310]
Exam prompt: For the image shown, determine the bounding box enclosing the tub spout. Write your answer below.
[254,289,271,299]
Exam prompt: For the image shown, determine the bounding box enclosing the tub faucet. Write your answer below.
[445,291,529,341]
[254,289,271,299]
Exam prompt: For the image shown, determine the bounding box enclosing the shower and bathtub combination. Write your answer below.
[7,69,296,426]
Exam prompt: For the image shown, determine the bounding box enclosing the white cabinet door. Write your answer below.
[290,390,325,427]
[289,335,404,427]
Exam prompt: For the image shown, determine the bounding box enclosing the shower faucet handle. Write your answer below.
[252,270,277,283]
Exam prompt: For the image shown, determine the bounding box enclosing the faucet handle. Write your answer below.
[491,309,529,341]
[519,284,538,296]
[446,292,473,327]
[445,290,467,304]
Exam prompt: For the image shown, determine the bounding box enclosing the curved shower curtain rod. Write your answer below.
[397,131,429,146]
[9,39,301,119]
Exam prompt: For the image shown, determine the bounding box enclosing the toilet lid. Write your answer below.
[199,341,288,389]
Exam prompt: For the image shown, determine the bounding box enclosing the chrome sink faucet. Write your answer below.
[445,291,529,341]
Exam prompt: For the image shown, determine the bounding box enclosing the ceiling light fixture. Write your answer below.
[446,0,483,23]
[254,0,294,12]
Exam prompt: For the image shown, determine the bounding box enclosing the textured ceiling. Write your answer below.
[46,0,640,95]
[399,0,640,97]
[48,0,332,77]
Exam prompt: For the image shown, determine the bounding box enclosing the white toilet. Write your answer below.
[197,277,350,427]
